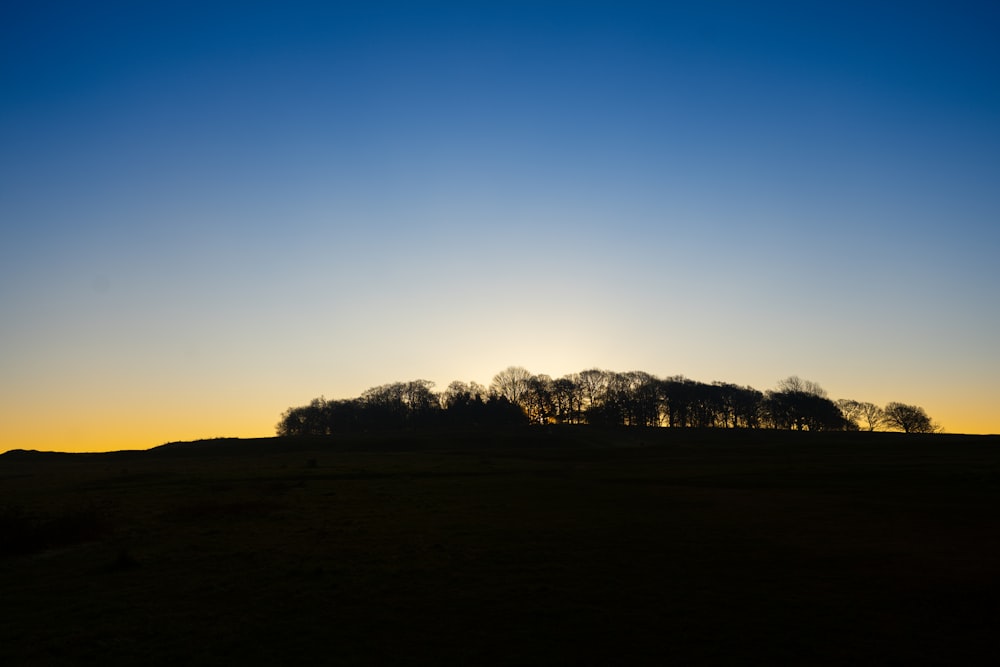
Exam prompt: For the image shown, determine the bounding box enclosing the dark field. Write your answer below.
[2,428,999,665]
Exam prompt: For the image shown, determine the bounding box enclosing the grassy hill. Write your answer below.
[2,427,998,665]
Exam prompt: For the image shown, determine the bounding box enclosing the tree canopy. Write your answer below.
[883,402,938,434]
[277,369,939,436]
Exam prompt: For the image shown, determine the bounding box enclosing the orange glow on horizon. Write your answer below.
[3,404,996,455]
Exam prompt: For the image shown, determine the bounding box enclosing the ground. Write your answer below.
[2,428,998,665]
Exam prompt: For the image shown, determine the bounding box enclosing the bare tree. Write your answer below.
[577,368,611,416]
[489,366,532,411]
[551,375,582,424]
[441,381,487,409]
[837,399,863,430]
[278,365,939,437]
[523,374,555,424]
[883,402,937,433]
[623,371,661,427]
[360,380,439,426]
[837,399,887,431]
[661,376,695,427]
[777,376,828,398]
[765,387,845,431]
[857,401,886,431]
[716,382,763,429]
[401,379,439,415]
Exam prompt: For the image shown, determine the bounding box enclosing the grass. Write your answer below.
[1,427,998,665]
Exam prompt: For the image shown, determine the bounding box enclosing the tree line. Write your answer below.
[276,367,938,436]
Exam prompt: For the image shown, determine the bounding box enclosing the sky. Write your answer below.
[2,1,998,452]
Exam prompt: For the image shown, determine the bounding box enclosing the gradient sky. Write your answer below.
[3,1,998,452]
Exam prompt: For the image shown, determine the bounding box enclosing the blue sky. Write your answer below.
[2,1,998,450]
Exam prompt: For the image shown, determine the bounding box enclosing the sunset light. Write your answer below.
[2,2,998,452]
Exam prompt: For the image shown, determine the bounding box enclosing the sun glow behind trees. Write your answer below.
[3,2,998,452]
[277,368,939,436]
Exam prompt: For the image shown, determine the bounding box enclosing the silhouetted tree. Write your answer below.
[595,372,626,426]
[661,376,702,427]
[736,384,764,428]
[441,381,488,410]
[617,371,661,427]
[857,401,885,431]
[277,397,368,435]
[489,366,532,413]
[837,399,860,427]
[837,399,884,431]
[479,395,530,426]
[524,374,555,424]
[883,402,937,433]
[360,383,406,427]
[777,376,828,398]
[277,397,331,436]
[401,379,440,424]
[276,367,938,437]
[360,380,440,427]
[765,390,846,431]
[550,375,582,424]
[714,382,763,428]
[692,382,725,428]
[584,371,658,427]
[441,381,519,427]
[763,378,847,431]
[577,368,611,418]
[588,371,624,426]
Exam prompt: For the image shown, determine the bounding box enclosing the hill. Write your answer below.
[2,427,999,665]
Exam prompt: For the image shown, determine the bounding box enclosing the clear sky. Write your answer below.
[2,1,998,452]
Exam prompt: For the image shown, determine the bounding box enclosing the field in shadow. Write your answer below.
[2,428,998,665]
